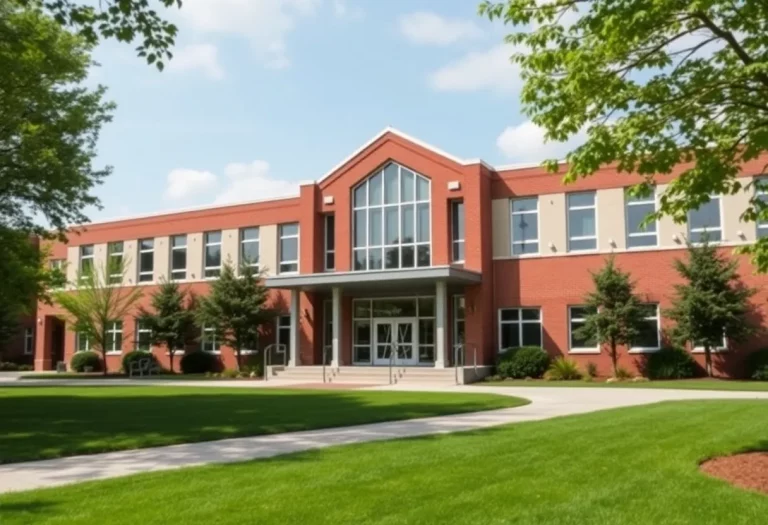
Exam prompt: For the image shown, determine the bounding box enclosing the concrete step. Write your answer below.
[271,366,459,385]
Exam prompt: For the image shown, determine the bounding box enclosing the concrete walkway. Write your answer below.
[1,382,767,494]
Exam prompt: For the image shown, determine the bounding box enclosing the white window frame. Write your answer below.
[107,241,124,284]
[76,332,92,352]
[239,227,260,273]
[138,238,154,283]
[497,307,543,352]
[324,215,335,271]
[756,178,768,239]
[568,306,600,354]
[567,192,598,252]
[170,234,187,281]
[510,197,540,256]
[276,315,292,358]
[79,244,94,282]
[203,231,223,279]
[687,195,723,244]
[201,325,219,354]
[135,319,152,351]
[629,304,661,353]
[693,335,729,354]
[451,201,465,263]
[625,190,658,249]
[24,327,34,355]
[278,223,300,274]
[105,321,123,354]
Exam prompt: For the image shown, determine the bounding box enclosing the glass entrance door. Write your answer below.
[373,319,417,366]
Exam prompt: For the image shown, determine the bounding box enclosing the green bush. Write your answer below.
[585,361,598,379]
[544,357,583,380]
[221,368,239,379]
[240,352,264,377]
[644,347,697,380]
[497,347,550,379]
[70,351,102,372]
[121,351,160,375]
[180,351,218,374]
[0,362,19,371]
[614,366,633,380]
[746,348,768,381]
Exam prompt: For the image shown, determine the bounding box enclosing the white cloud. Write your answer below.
[496,120,586,163]
[429,45,520,94]
[165,169,218,200]
[399,12,482,46]
[332,0,363,20]
[179,0,321,69]
[214,161,300,204]
[168,44,224,79]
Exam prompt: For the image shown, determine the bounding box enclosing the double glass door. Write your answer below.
[373,318,417,366]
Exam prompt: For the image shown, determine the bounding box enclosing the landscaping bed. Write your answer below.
[701,452,768,495]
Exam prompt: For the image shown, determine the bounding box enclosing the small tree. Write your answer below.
[196,261,274,370]
[138,279,196,374]
[55,257,143,375]
[666,237,756,377]
[575,256,648,377]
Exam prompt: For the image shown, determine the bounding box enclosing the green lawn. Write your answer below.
[2,400,767,524]
[0,386,525,464]
[480,378,768,391]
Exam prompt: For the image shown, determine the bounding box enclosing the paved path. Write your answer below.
[1,382,767,494]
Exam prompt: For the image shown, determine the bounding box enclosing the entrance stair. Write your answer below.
[269,365,460,385]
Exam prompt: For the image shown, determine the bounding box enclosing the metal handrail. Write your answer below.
[453,343,478,385]
[262,343,287,382]
[388,339,398,385]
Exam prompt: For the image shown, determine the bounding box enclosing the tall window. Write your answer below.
[569,306,598,351]
[323,300,333,364]
[757,179,768,239]
[79,245,94,282]
[568,192,597,251]
[108,241,124,284]
[352,302,371,364]
[453,295,466,353]
[688,196,722,243]
[135,319,152,351]
[138,239,154,282]
[279,223,299,273]
[204,231,222,278]
[324,215,335,271]
[170,235,187,280]
[631,304,660,350]
[352,162,431,271]
[24,328,34,354]
[105,321,123,353]
[625,191,658,248]
[201,325,218,353]
[276,315,291,356]
[511,197,539,255]
[451,201,465,262]
[240,227,260,272]
[499,308,542,350]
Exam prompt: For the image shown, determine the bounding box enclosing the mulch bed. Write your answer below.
[700,452,768,495]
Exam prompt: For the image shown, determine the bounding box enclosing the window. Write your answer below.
[278,223,299,273]
[77,333,92,352]
[170,235,187,280]
[24,328,34,354]
[138,239,154,282]
[688,196,722,243]
[135,319,152,351]
[694,335,728,352]
[511,197,539,255]
[451,201,465,262]
[105,321,123,353]
[204,231,222,278]
[323,300,333,364]
[499,308,542,350]
[569,306,598,351]
[240,227,260,272]
[201,325,218,353]
[631,304,660,351]
[79,245,94,281]
[276,315,291,357]
[453,295,466,360]
[567,192,597,251]
[756,179,768,239]
[625,190,658,248]
[352,162,431,271]
[108,241,124,284]
[49,259,65,288]
[324,215,336,271]
[352,303,371,364]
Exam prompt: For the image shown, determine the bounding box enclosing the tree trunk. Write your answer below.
[169,350,175,375]
[610,341,619,377]
[235,348,241,372]
[705,345,713,377]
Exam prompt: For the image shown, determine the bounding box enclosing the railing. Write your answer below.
[388,340,398,385]
[453,343,478,385]
[262,343,287,382]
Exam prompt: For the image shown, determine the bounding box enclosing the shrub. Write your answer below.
[221,368,239,379]
[644,347,697,380]
[746,348,768,381]
[180,351,218,374]
[497,347,550,379]
[240,352,264,378]
[585,361,598,379]
[0,362,19,371]
[18,364,33,371]
[544,357,583,380]
[70,351,102,372]
[121,351,159,375]
[614,366,633,380]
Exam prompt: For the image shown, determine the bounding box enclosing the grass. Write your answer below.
[478,378,768,391]
[2,400,767,524]
[18,373,211,380]
[0,386,525,464]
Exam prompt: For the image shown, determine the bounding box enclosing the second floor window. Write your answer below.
[324,215,335,271]
[240,227,260,272]
[279,223,299,274]
[170,235,187,280]
[626,190,658,248]
[451,201,465,262]
[79,245,94,282]
[108,241,124,284]
[567,192,597,252]
[204,231,222,278]
[511,197,539,255]
[138,239,154,282]
[757,179,768,239]
[688,196,722,243]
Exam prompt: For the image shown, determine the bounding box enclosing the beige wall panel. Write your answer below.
[155,236,169,282]
[723,178,755,243]
[187,233,203,280]
[597,188,626,251]
[122,240,137,286]
[491,199,510,258]
[222,229,239,269]
[539,193,567,255]
[656,184,688,248]
[94,243,107,282]
[66,246,79,287]
[260,225,278,276]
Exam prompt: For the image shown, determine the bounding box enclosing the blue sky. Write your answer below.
[86,0,579,222]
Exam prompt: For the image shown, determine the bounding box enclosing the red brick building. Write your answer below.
[30,129,768,378]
